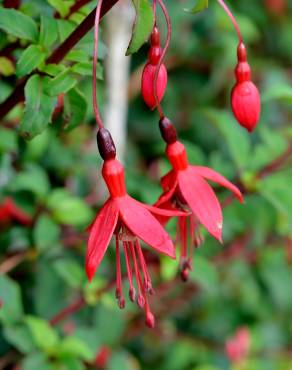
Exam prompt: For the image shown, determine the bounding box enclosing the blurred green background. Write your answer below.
[0,0,292,369]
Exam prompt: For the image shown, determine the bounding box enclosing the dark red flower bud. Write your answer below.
[145,311,155,328]
[148,46,161,65]
[231,42,261,132]
[141,63,167,110]
[151,26,160,47]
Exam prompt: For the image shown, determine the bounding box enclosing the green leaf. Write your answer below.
[63,88,87,130]
[53,259,85,288]
[0,275,24,325]
[16,45,46,77]
[0,56,15,76]
[45,70,77,96]
[186,0,209,13]
[0,8,38,41]
[126,0,154,55]
[39,15,58,48]
[47,189,93,226]
[0,127,17,152]
[11,164,50,199]
[25,316,59,353]
[47,0,74,18]
[58,336,95,361]
[189,256,219,296]
[22,352,53,370]
[262,84,292,103]
[20,75,57,139]
[33,214,61,252]
[71,62,103,78]
[59,358,85,370]
[3,325,36,353]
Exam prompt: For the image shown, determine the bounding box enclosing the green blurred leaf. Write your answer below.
[0,56,15,76]
[186,0,208,14]
[47,189,93,226]
[0,275,24,325]
[0,127,17,152]
[58,336,95,361]
[16,45,46,77]
[59,358,85,370]
[22,352,53,370]
[20,75,57,139]
[33,214,61,252]
[11,164,50,199]
[189,255,219,296]
[126,0,154,55]
[262,84,292,103]
[0,8,38,41]
[3,325,36,353]
[53,259,84,288]
[25,315,59,353]
[47,0,74,18]
[63,88,87,130]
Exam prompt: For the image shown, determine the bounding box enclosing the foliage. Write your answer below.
[0,1,292,370]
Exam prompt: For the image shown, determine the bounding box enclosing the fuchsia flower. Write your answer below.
[141,26,167,110]
[231,42,261,132]
[86,129,185,327]
[0,197,31,225]
[155,118,244,279]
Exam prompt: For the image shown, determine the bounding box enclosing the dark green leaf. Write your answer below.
[20,75,57,139]
[126,0,154,55]
[39,16,58,48]
[33,214,61,252]
[186,0,209,13]
[63,88,87,130]
[3,325,36,353]
[0,8,38,41]
[53,259,85,288]
[45,70,77,96]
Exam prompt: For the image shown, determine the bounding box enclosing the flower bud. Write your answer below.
[141,63,167,110]
[231,80,261,132]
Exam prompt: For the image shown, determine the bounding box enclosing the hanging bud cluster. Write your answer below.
[231,42,261,132]
[141,26,168,110]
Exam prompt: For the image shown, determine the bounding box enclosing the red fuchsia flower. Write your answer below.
[0,197,31,225]
[217,0,261,132]
[141,26,168,110]
[94,346,111,369]
[155,118,243,280]
[225,327,250,364]
[86,129,185,327]
[231,42,261,133]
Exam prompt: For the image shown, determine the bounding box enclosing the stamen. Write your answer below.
[115,236,125,309]
[123,242,136,302]
[129,242,145,308]
[135,240,154,294]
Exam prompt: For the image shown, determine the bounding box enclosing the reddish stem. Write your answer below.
[153,0,171,119]
[216,0,243,42]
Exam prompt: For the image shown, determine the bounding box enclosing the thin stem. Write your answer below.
[216,0,243,42]
[153,0,171,119]
[93,0,104,128]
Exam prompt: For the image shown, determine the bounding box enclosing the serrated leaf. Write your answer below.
[20,75,57,139]
[45,69,77,96]
[25,316,59,353]
[39,15,58,48]
[186,0,208,13]
[126,0,154,55]
[63,88,87,130]
[0,275,24,325]
[0,8,38,41]
[16,45,46,77]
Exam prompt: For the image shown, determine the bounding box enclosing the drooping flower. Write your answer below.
[225,327,250,364]
[87,128,185,327]
[155,118,244,280]
[231,42,261,132]
[141,26,168,110]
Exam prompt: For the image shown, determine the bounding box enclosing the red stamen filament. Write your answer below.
[115,236,125,309]
[123,242,136,302]
[93,0,104,129]
[153,0,171,119]
[216,0,243,43]
[129,242,145,308]
[135,240,154,294]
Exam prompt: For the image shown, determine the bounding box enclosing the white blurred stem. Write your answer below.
[104,0,134,162]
